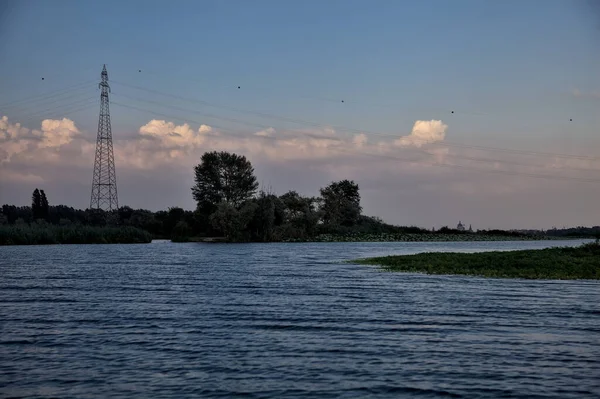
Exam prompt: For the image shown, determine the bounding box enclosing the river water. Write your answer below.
[1,240,598,398]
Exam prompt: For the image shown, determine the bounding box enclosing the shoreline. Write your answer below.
[182,233,581,244]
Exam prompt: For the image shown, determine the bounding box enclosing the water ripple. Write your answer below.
[1,240,599,398]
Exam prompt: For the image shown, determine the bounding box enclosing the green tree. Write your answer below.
[279,191,319,237]
[118,206,135,225]
[2,205,19,224]
[165,207,186,236]
[85,209,107,226]
[129,209,161,235]
[32,189,42,220]
[210,201,257,241]
[171,220,192,242]
[48,205,84,225]
[192,152,259,216]
[319,180,362,228]
[40,190,49,220]
[248,191,284,241]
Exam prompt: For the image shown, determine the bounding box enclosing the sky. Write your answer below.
[1,0,599,229]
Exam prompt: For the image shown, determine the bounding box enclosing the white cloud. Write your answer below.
[353,133,368,148]
[394,120,448,147]
[0,116,84,164]
[0,116,30,141]
[198,124,212,134]
[120,119,452,167]
[139,119,208,147]
[255,127,275,137]
[38,118,80,148]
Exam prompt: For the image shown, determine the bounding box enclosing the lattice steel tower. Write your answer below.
[90,65,118,211]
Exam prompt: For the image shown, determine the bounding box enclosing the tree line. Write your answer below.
[189,151,371,241]
[1,151,413,241]
[2,151,568,242]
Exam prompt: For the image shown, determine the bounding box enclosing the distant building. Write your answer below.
[468,224,473,233]
[457,221,466,231]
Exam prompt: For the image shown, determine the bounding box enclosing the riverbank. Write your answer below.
[285,232,565,243]
[175,232,571,243]
[175,233,586,243]
[354,243,600,279]
[0,224,152,245]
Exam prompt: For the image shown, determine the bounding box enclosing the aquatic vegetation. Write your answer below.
[283,232,559,243]
[354,243,600,280]
[0,224,152,245]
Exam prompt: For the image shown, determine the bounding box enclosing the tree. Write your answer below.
[165,207,186,237]
[248,191,284,241]
[40,190,49,221]
[280,191,305,220]
[171,221,192,242]
[118,206,135,224]
[85,208,107,226]
[210,201,257,241]
[2,205,18,224]
[192,152,259,216]
[319,180,362,227]
[129,209,161,235]
[48,205,84,225]
[279,191,319,237]
[32,189,42,220]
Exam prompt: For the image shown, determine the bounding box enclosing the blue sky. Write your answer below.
[2,0,598,133]
[1,0,599,228]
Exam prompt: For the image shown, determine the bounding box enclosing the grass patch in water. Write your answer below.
[354,243,600,280]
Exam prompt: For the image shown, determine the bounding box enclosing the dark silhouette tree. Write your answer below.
[40,190,49,220]
[85,208,107,226]
[117,206,135,224]
[165,207,186,237]
[171,220,192,241]
[248,191,284,241]
[32,189,42,220]
[319,180,362,227]
[280,191,305,220]
[2,205,20,224]
[192,151,259,217]
[279,191,319,237]
[210,201,257,241]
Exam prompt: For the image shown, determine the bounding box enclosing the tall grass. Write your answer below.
[0,224,152,245]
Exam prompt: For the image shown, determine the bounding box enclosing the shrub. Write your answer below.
[0,224,152,246]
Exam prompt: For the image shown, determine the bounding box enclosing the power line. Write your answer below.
[0,66,99,93]
[8,96,97,126]
[110,79,597,162]
[129,67,560,117]
[5,100,98,132]
[112,92,340,141]
[9,94,97,118]
[110,101,600,184]
[111,92,600,174]
[0,79,96,110]
[0,85,94,112]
